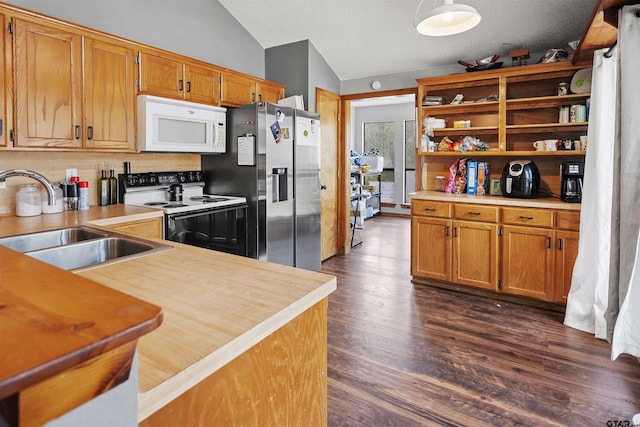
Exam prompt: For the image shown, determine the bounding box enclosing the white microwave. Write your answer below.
[137,95,226,153]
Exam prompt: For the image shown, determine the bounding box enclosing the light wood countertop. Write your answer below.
[0,205,163,238]
[410,191,581,211]
[0,205,337,422]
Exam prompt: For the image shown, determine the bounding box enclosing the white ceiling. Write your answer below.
[218,0,598,81]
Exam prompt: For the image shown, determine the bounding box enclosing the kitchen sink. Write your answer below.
[0,226,107,253]
[1,226,172,271]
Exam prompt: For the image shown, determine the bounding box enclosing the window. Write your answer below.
[404,120,416,203]
[363,122,394,203]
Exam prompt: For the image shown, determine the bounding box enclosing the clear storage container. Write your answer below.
[16,184,42,217]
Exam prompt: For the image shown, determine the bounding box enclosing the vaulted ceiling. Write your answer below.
[219,0,598,80]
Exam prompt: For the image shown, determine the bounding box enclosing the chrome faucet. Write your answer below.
[0,169,57,205]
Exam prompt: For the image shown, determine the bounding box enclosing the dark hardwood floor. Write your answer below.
[321,215,640,426]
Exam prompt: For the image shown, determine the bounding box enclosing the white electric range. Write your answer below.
[121,171,248,256]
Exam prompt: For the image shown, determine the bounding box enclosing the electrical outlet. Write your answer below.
[66,168,78,181]
[0,181,6,189]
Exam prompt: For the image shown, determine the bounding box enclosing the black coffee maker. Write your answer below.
[560,162,584,203]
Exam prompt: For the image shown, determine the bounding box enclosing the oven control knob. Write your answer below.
[178,173,186,183]
[193,171,202,182]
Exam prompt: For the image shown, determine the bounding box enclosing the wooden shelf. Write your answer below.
[422,101,499,114]
[419,150,585,157]
[507,94,591,110]
[506,123,588,133]
[433,126,498,135]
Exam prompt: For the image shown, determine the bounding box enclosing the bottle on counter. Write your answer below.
[16,184,42,217]
[109,163,118,204]
[79,181,90,210]
[99,163,109,206]
[68,176,79,210]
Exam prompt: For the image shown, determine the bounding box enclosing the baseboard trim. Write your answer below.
[411,276,566,313]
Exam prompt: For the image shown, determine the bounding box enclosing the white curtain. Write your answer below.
[611,5,640,359]
[564,5,640,360]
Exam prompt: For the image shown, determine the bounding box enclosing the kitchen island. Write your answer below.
[0,205,336,425]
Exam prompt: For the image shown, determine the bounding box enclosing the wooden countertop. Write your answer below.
[0,205,337,422]
[0,204,163,238]
[410,191,581,211]
[0,246,163,400]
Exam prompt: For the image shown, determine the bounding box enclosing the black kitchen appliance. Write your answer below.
[119,171,248,256]
[501,160,540,198]
[560,161,584,203]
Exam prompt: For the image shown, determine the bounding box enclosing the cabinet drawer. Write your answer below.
[411,200,451,218]
[556,211,580,231]
[502,207,553,228]
[453,204,499,223]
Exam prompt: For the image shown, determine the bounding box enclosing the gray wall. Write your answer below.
[4,0,265,77]
[307,41,340,111]
[266,40,340,112]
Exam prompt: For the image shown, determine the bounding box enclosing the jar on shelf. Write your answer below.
[16,184,42,217]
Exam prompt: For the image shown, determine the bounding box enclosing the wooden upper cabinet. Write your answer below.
[138,52,183,99]
[14,19,83,148]
[184,63,220,105]
[257,81,285,104]
[139,51,221,105]
[13,18,136,151]
[220,71,256,106]
[220,72,284,107]
[84,38,136,150]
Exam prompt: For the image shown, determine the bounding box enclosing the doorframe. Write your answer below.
[340,88,418,253]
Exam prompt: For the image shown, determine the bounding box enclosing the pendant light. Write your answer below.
[415,0,481,37]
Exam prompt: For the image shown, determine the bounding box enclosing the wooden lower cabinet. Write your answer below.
[554,230,580,303]
[411,216,451,281]
[501,225,555,301]
[411,199,580,305]
[140,299,328,427]
[411,217,498,290]
[453,220,498,290]
[104,217,163,239]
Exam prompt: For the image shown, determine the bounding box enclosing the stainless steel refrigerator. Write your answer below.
[201,103,321,271]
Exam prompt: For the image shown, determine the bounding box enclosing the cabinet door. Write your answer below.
[0,12,6,148]
[184,63,220,105]
[257,81,284,104]
[84,38,136,150]
[138,52,183,99]
[554,230,579,303]
[411,216,451,281]
[502,225,554,301]
[452,221,498,290]
[220,71,256,106]
[14,19,83,148]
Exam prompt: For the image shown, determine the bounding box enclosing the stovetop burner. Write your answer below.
[144,202,188,208]
[191,196,229,202]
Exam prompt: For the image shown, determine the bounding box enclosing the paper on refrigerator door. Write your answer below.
[237,135,255,166]
[296,117,319,146]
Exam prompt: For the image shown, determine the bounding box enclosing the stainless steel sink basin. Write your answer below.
[1,226,172,271]
[0,226,107,252]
